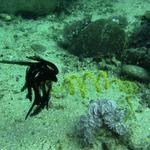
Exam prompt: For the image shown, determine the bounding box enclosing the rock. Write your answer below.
[0,0,75,17]
[31,44,47,53]
[121,65,150,82]
[0,13,12,21]
[108,15,128,28]
[63,19,126,58]
[141,89,150,108]
[0,0,58,16]
[129,11,150,48]
[122,47,150,70]
[63,16,92,48]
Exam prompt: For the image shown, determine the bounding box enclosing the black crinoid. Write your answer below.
[0,56,59,119]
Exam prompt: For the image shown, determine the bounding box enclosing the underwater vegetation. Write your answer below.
[52,70,109,98]
[52,70,140,122]
[52,70,140,98]
[76,99,127,147]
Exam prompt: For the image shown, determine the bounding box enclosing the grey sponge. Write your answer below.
[76,99,127,146]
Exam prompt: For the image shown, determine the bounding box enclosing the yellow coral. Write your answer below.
[112,79,139,94]
[125,95,135,121]
[52,70,140,121]
[52,70,109,98]
[109,78,140,121]
[52,70,140,100]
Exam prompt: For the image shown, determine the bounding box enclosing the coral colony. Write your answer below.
[76,99,127,146]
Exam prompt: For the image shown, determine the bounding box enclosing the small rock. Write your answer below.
[141,89,150,108]
[0,13,12,21]
[121,65,150,82]
[31,43,47,53]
